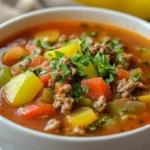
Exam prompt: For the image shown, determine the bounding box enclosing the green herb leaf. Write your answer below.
[30,68,42,76]
[131,74,142,81]
[116,54,126,64]
[82,86,89,93]
[55,51,65,59]
[141,47,147,52]
[112,38,120,45]
[89,126,97,131]
[72,80,82,101]
[80,40,89,52]
[39,70,48,75]
[61,63,70,76]
[90,32,98,37]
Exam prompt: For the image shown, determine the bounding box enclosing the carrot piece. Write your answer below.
[2,46,29,66]
[29,56,46,68]
[39,74,50,86]
[116,69,130,81]
[81,77,112,101]
[29,55,52,72]
[18,103,56,119]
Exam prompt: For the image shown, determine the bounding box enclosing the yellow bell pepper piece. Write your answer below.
[44,41,82,59]
[82,63,98,79]
[138,95,150,103]
[3,71,43,106]
[34,30,60,43]
[67,107,98,127]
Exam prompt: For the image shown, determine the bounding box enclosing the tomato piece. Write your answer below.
[18,103,56,119]
[116,69,130,81]
[29,56,52,71]
[81,77,112,100]
[39,74,50,86]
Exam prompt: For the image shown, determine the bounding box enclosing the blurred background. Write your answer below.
[1,0,150,23]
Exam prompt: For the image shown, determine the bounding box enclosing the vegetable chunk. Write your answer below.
[67,107,98,127]
[81,77,112,100]
[18,103,56,119]
[2,47,29,66]
[0,67,12,87]
[3,71,43,105]
[44,41,82,59]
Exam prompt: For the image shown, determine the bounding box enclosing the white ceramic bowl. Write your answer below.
[1,7,150,150]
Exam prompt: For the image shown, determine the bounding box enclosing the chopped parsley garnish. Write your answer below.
[39,70,48,75]
[88,116,109,131]
[90,32,98,37]
[80,40,89,52]
[72,80,82,101]
[94,52,117,84]
[93,103,99,109]
[141,47,147,52]
[82,86,89,93]
[35,48,41,55]
[55,51,65,59]
[89,126,97,131]
[50,71,59,80]
[112,38,120,45]
[61,63,71,76]
[30,67,42,76]
[115,49,126,65]
[18,64,23,68]
[134,74,142,81]
[130,74,142,81]
[32,39,52,50]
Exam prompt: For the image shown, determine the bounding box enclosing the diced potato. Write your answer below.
[0,67,12,87]
[44,41,82,59]
[34,30,60,43]
[3,71,43,106]
[67,107,98,127]
[138,95,150,103]
[2,47,29,66]
[41,88,54,104]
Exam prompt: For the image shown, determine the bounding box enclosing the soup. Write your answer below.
[1,22,150,137]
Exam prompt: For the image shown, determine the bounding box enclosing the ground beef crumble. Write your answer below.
[73,126,86,136]
[117,79,147,98]
[93,95,107,113]
[53,94,74,115]
[44,119,61,132]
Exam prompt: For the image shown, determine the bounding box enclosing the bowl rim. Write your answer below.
[1,6,150,142]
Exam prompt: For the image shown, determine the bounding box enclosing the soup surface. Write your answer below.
[1,22,150,137]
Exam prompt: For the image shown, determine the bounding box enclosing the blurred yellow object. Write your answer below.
[74,0,150,20]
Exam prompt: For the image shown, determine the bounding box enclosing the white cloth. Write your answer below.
[0,0,76,23]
